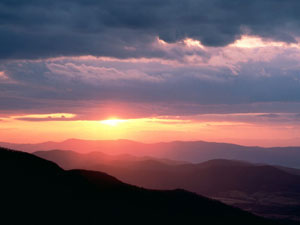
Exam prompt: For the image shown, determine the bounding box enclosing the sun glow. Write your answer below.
[100,118,127,126]
[2,114,299,146]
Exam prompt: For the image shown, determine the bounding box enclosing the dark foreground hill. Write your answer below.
[34,150,300,222]
[0,147,279,225]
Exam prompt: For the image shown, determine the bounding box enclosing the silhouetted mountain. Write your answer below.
[3,139,300,168]
[1,147,280,225]
[34,150,300,222]
[274,165,300,176]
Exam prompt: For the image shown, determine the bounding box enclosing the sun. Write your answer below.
[100,118,126,126]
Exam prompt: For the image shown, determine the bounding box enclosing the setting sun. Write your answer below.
[100,118,127,126]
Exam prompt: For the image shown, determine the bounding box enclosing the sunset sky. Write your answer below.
[1,0,300,146]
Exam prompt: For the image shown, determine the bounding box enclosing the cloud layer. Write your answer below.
[1,39,300,121]
[1,0,300,59]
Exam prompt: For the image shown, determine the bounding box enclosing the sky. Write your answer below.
[1,0,300,146]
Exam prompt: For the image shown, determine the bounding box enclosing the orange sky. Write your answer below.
[1,113,300,147]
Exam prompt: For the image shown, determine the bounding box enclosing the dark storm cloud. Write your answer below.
[1,0,300,59]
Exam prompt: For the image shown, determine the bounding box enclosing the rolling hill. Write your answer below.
[34,149,300,222]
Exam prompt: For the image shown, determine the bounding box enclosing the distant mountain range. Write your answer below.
[0,147,279,225]
[2,138,300,168]
[34,149,300,222]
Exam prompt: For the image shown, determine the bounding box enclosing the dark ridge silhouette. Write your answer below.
[3,138,300,168]
[0,147,279,225]
[274,165,300,176]
[34,150,300,222]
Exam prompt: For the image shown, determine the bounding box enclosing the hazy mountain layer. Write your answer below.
[2,139,300,168]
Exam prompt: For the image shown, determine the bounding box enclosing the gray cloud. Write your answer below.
[15,116,76,122]
[256,113,280,118]
[1,0,300,59]
[2,54,300,120]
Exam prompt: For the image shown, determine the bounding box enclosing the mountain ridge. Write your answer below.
[34,149,300,222]
[1,146,279,225]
